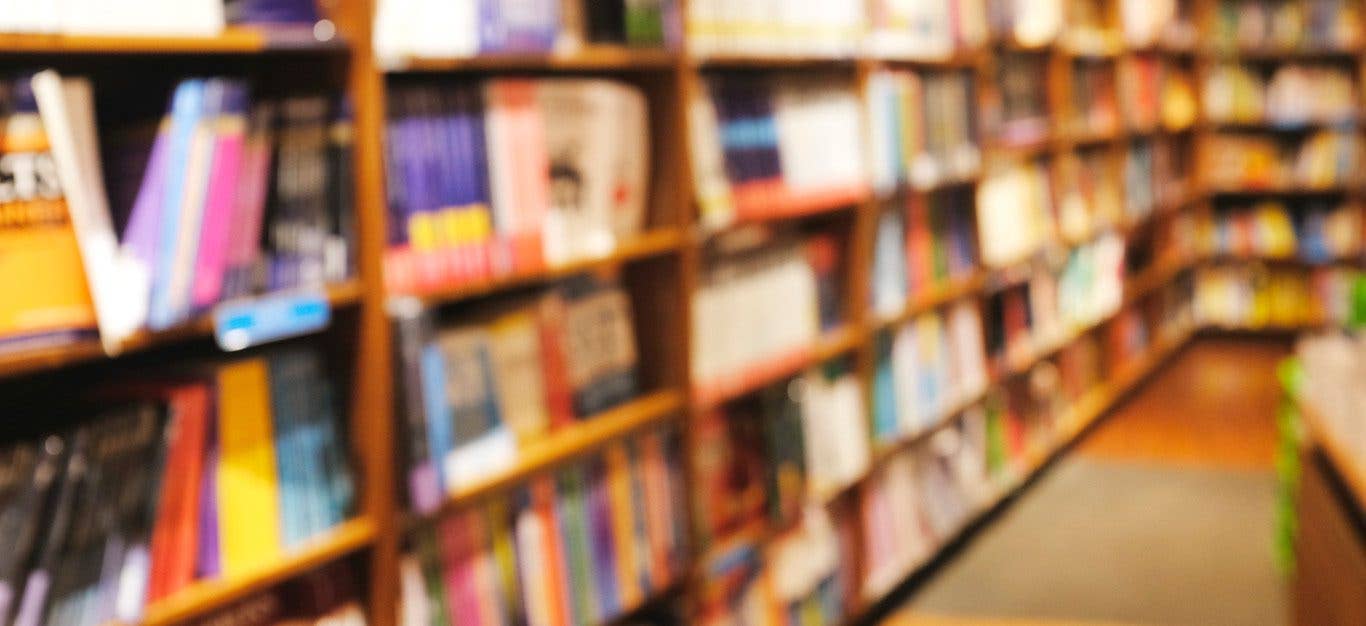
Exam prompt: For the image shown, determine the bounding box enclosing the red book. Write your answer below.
[147,383,212,600]
[537,293,578,429]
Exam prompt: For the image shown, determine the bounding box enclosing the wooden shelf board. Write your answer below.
[1204,185,1356,198]
[865,50,987,68]
[426,389,685,513]
[874,272,989,332]
[0,280,364,379]
[1204,253,1362,268]
[690,54,861,69]
[1198,46,1364,61]
[138,518,377,626]
[387,47,679,72]
[0,26,345,54]
[418,230,683,306]
[692,325,864,410]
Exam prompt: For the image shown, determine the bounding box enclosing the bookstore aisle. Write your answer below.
[892,337,1289,626]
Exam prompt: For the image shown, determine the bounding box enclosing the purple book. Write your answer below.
[585,461,621,618]
[123,124,170,284]
[479,0,559,53]
[197,426,220,579]
[225,0,319,24]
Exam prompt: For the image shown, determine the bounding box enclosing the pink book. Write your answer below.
[191,90,248,309]
[439,514,485,626]
[513,84,550,273]
[223,104,274,300]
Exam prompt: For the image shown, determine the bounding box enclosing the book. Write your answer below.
[0,75,100,355]
[865,68,981,193]
[686,0,866,58]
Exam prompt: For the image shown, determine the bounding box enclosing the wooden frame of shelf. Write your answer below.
[0,26,347,54]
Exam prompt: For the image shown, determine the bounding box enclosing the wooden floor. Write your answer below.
[1078,335,1290,471]
[884,336,1292,625]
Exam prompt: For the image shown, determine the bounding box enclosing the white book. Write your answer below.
[30,71,139,354]
[3,0,59,33]
[58,0,223,36]
[536,80,620,264]
[398,557,430,626]
[892,323,924,434]
[688,88,734,229]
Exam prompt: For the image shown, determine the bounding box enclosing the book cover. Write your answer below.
[147,384,210,600]
[215,358,284,577]
[191,82,249,310]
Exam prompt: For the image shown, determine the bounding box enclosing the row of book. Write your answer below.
[391,276,640,513]
[865,69,981,194]
[691,231,843,395]
[872,301,989,445]
[871,190,979,318]
[0,71,354,357]
[693,365,870,546]
[374,0,678,64]
[398,429,687,626]
[383,79,650,295]
[691,76,869,229]
[1195,201,1363,262]
[1201,131,1361,190]
[696,505,854,626]
[1070,59,1120,136]
[0,347,354,626]
[990,53,1051,148]
[1203,64,1358,126]
[1196,265,1357,328]
[0,0,320,37]
[1211,0,1362,53]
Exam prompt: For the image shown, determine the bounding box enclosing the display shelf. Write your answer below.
[416,230,684,306]
[0,26,346,54]
[384,46,679,72]
[1298,399,1366,514]
[0,280,364,380]
[418,389,685,518]
[873,271,990,331]
[139,518,377,626]
[692,325,864,410]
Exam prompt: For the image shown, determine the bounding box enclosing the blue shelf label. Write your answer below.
[213,290,331,352]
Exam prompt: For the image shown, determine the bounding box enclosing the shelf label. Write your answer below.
[213,289,331,352]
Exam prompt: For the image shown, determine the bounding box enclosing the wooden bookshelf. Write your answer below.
[0,280,364,379]
[423,389,685,514]
[139,518,378,626]
[692,324,865,410]
[0,26,346,54]
[1300,400,1366,511]
[385,46,680,72]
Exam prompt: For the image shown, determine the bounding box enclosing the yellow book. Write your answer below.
[604,443,643,608]
[216,358,284,577]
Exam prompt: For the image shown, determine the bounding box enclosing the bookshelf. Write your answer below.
[0,0,1358,625]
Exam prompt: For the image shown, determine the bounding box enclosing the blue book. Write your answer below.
[149,79,207,330]
[268,351,308,547]
[872,333,899,440]
[479,0,559,53]
[585,460,621,618]
[226,0,319,24]
[419,343,454,497]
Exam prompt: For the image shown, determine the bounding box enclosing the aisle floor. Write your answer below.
[897,337,1291,626]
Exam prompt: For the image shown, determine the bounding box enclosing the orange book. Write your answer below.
[603,443,643,608]
[215,358,284,577]
[0,81,97,353]
[146,383,211,600]
[531,475,572,626]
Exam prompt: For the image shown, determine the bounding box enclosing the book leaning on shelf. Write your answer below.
[872,301,989,446]
[864,69,981,194]
[686,0,865,58]
[1196,264,1358,328]
[391,275,640,513]
[1196,199,1363,262]
[870,190,979,319]
[0,71,355,356]
[1211,0,1362,53]
[398,429,687,626]
[0,347,356,626]
[1200,131,1362,190]
[689,76,869,229]
[373,0,680,64]
[383,78,649,295]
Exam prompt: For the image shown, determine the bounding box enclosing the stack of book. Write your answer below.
[1054,148,1123,243]
[860,409,996,600]
[872,301,989,444]
[990,52,1051,147]
[391,276,641,513]
[1211,0,1362,52]
[865,0,989,60]
[383,79,650,294]
[693,366,869,542]
[865,69,981,193]
[690,76,869,229]
[691,232,843,396]
[1204,63,1357,126]
[0,72,355,356]
[697,506,854,626]
[986,0,1063,47]
[0,348,355,626]
[871,190,980,318]
[685,0,865,58]
[1198,200,1362,262]
[0,0,320,37]
[976,160,1055,268]
[398,429,687,626]
[1118,55,1162,131]
[1196,264,1357,327]
[374,0,678,63]
[1070,59,1120,136]
[1201,131,1361,189]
